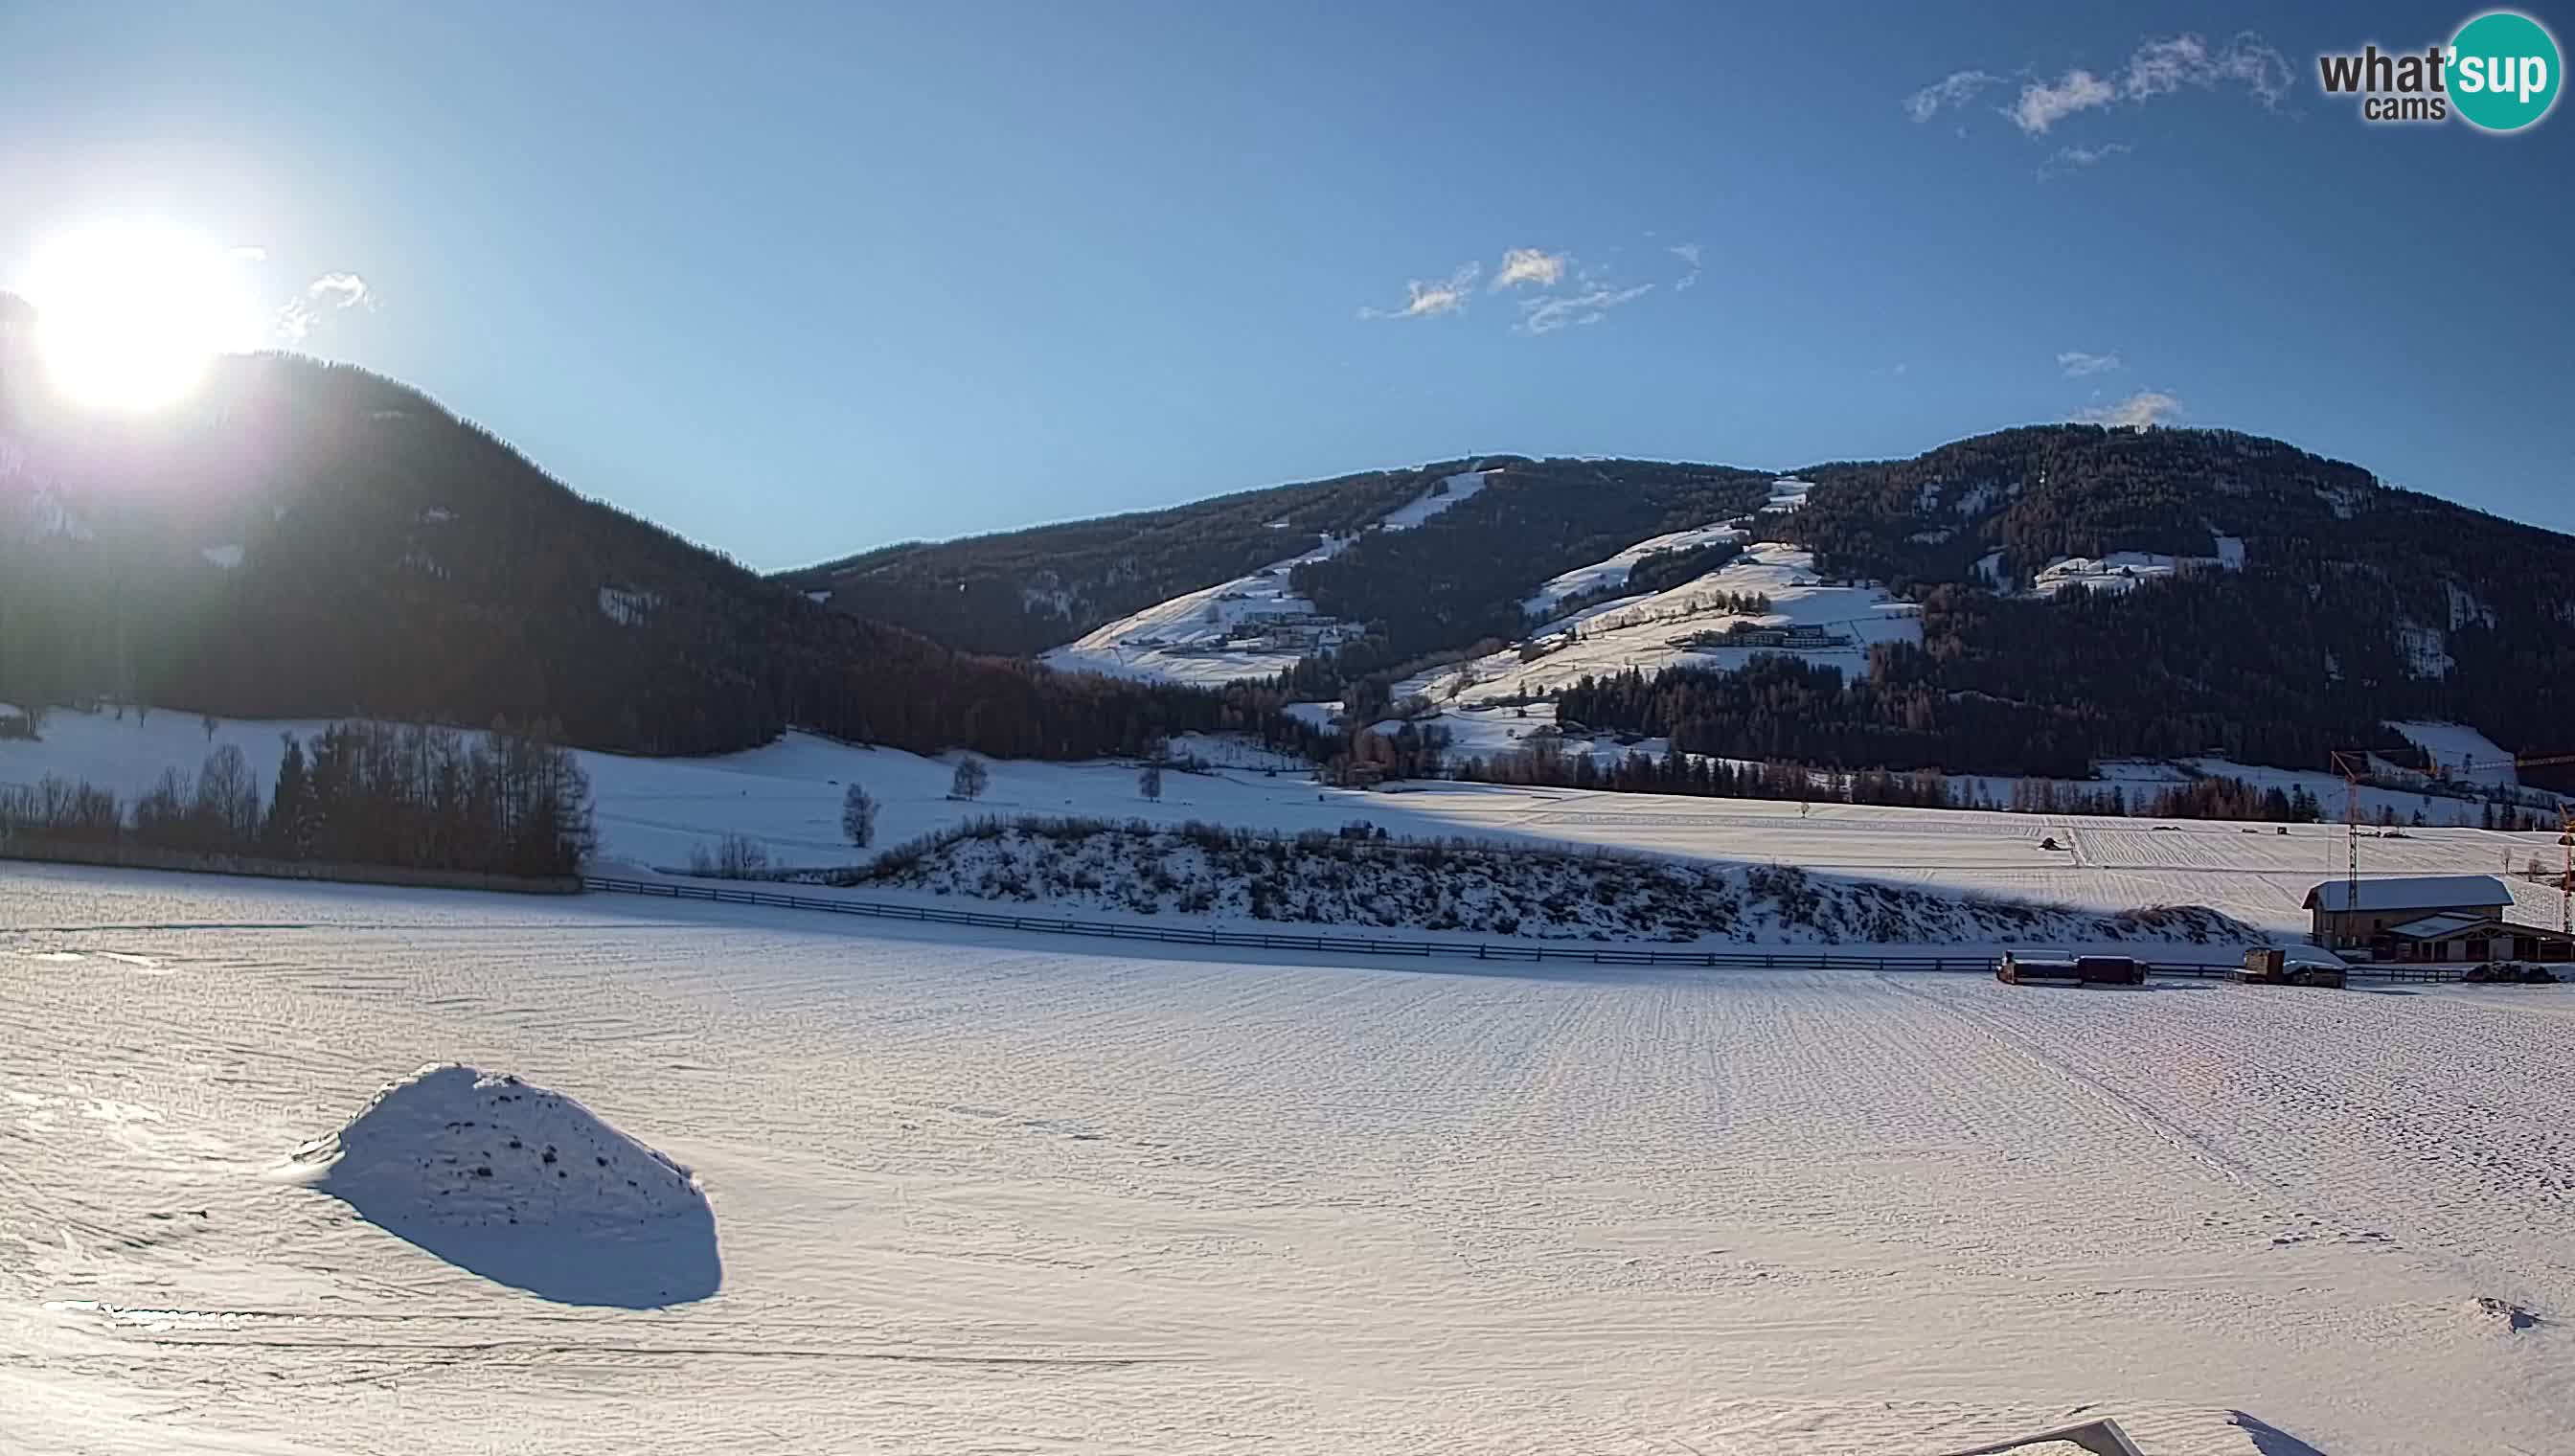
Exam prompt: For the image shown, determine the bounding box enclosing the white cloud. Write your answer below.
[2077,389,2183,429]
[2008,33,2290,135]
[1491,247,1568,291]
[1520,283,1653,335]
[1359,262,1480,320]
[1667,241,1702,291]
[2013,69,2117,134]
[1905,69,2001,123]
[2039,141,2132,177]
[2058,350,2123,377]
[228,245,268,262]
[273,271,376,344]
[2125,33,2291,108]
[307,271,374,310]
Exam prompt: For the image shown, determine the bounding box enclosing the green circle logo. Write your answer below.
[2450,11,2562,131]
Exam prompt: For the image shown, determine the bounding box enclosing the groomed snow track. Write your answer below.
[581,876,2460,980]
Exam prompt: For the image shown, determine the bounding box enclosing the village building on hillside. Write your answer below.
[2304,875,2572,963]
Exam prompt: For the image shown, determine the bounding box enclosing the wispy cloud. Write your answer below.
[2077,389,2183,428]
[1905,69,2001,123]
[1667,241,1702,291]
[1520,283,1653,335]
[1358,262,1480,320]
[308,272,374,310]
[2039,141,2132,178]
[1909,33,2290,148]
[1364,246,1682,333]
[2058,349,2123,377]
[1491,247,1568,291]
[274,270,376,344]
[2013,70,2118,135]
[2009,33,2290,135]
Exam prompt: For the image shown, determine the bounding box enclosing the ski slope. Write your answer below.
[1518,520,1748,618]
[1401,543,1924,710]
[1038,471,1489,687]
[5,863,2573,1453]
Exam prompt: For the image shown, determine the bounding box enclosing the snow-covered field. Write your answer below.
[3,705,2564,942]
[6,863,2573,1453]
[1038,471,1488,687]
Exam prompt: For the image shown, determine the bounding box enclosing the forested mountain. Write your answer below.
[776,466,1453,655]
[0,308,1311,760]
[1276,459,1776,694]
[785,422,2571,788]
[11,282,2564,793]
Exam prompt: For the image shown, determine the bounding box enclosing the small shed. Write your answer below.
[2302,875,2511,949]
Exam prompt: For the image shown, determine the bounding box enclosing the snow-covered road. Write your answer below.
[4,863,2571,1453]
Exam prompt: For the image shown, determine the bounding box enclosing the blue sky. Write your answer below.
[2,2,2567,568]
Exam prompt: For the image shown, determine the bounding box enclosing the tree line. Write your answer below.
[0,719,596,877]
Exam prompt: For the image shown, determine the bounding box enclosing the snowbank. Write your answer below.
[291,1064,718,1307]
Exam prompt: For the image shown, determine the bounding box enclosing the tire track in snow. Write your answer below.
[1874,974,2255,1193]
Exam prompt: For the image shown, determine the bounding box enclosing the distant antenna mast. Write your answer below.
[2331,750,2369,907]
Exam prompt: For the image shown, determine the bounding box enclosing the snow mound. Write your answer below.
[292,1064,719,1307]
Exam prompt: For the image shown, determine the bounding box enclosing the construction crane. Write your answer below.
[2430,747,2575,932]
[2563,806,2574,937]
[2329,749,2374,908]
[2331,747,2575,931]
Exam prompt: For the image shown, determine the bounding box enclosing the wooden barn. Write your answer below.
[2302,875,2511,950]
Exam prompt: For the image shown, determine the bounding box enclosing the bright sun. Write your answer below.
[17,221,262,410]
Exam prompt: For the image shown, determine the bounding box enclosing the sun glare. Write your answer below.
[17,221,262,410]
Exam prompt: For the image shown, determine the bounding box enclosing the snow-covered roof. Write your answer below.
[2303,875,2510,914]
[2382,911,2496,940]
[2382,911,2571,942]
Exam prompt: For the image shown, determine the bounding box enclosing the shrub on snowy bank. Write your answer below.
[809,815,2253,945]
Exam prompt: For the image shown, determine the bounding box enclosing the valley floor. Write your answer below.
[5,864,2573,1454]
[5,709,2565,944]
